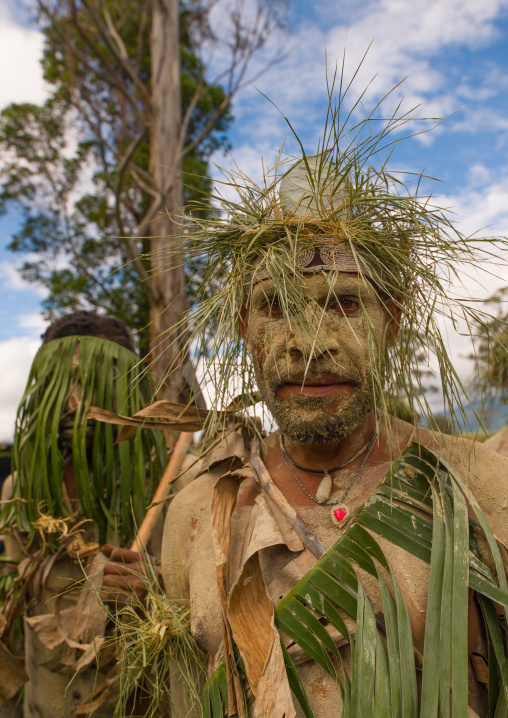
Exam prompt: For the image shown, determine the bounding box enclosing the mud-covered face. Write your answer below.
[243,273,390,442]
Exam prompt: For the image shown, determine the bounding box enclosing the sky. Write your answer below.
[1,0,508,441]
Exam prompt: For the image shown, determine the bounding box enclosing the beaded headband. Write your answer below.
[246,242,377,286]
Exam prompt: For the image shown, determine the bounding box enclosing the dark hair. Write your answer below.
[41,311,136,353]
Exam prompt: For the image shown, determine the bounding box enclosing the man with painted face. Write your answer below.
[160,154,508,718]
[0,311,166,718]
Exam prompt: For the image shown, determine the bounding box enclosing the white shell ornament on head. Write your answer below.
[279,155,349,219]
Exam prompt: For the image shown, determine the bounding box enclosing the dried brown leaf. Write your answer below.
[0,640,28,705]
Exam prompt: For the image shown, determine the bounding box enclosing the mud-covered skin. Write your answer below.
[243,273,392,443]
[162,421,508,717]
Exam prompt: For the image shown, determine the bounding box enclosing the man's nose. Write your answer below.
[287,310,340,360]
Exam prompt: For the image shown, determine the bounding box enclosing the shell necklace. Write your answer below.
[279,429,377,526]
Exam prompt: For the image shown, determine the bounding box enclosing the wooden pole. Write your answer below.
[130,431,193,553]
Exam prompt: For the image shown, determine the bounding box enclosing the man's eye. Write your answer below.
[328,298,360,314]
[264,296,283,315]
[340,298,359,313]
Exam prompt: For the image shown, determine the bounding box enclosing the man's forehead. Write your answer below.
[250,271,378,300]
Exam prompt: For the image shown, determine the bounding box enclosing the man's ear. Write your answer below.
[239,302,248,342]
[386,299,403,346]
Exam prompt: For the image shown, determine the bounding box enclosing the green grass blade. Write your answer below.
[294,583,350,641]
[347,524,390,570]
[378,574,401,718]
[374,631,392,718]
[450,482,469,718]
[351,584,376,716]
[420,484,446,718]
[202,681,211,718]
[432,453,508,622]
[365,496,433,545]
[281,641,315,718]
[209,671,224,717]
[276,605,337,677]
[286,596,341,659]
[217,663,228,706]
[334,533,378,577]
[438,490,453,718]
[495,693,508,718]
[306,570,358,620]
[393,574,418,718]
[478,595,508,708]
[358,503,432,563]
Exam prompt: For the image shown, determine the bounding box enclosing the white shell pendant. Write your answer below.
[315,473,332,504]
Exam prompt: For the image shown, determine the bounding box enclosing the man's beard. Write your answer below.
[253,358,376,443]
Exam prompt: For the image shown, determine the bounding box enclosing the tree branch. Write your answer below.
[90,1,152,107]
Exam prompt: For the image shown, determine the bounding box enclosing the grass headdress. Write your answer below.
[153,72,508,436]
[1,335,166,546]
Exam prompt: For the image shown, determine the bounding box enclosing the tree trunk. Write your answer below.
[149,0,186,402]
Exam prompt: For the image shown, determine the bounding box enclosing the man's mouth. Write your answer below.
[277,373,356,399]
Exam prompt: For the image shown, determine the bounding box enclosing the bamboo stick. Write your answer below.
[130,431,193,553]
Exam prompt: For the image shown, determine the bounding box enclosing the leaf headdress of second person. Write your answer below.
[1,311,166,548]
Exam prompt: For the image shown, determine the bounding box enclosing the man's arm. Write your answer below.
[0,477,23,562]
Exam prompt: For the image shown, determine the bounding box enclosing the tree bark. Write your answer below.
[149,0,186,402]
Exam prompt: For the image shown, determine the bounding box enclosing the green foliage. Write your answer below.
[205,443,508,717]
[0,335,166,546]
[470,287,508,402]
[0,0,233,353]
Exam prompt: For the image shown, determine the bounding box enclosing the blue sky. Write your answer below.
[1,0,508,440]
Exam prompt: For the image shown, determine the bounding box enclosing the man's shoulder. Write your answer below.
[483,426,508,457]
[167,469,215,519]
[167,430,251,515]
[415,426,508,541]
[415,425,508,471]
[162,464,222,597]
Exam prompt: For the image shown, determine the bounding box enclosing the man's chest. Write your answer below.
[186,500,431,659]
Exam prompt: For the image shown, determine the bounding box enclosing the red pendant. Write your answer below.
[332,507,347,523]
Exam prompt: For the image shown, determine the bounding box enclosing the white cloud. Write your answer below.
[451,99,508,134]
[0,336,39,442]
[211,0,508,168]
[0,261,48,297]
[0,5,46,110]
[451,179,508,240]
[18,312,48,334]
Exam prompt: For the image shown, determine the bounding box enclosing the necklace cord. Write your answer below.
[280,427,376,475]
[280,430,378,507]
